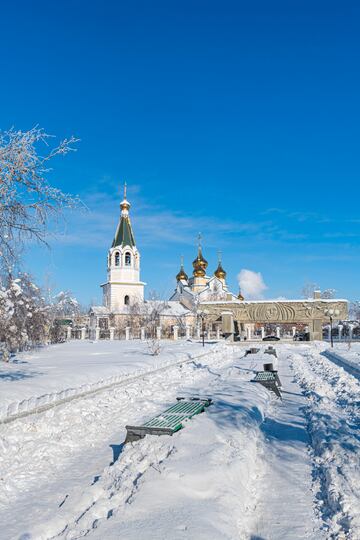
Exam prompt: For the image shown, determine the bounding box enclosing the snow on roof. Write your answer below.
[89,306,110,315]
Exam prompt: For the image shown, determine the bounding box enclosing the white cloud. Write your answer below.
[237,269,268,300]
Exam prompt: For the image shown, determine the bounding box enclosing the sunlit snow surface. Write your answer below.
[1,341,359,539]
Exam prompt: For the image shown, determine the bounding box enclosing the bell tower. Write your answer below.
[101,184,145,311]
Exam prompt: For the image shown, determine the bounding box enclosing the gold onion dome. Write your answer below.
[214,262,226,280]
[192,246,208,277]
[176,257,188,282]
[238,289,245,301]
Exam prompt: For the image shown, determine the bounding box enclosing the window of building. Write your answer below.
[124,295,130,305]
[115,252,120,266]
[125,252,131,266]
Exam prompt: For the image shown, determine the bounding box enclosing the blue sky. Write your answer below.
[1,1,360,304]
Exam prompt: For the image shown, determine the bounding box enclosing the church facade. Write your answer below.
[89,187,348,341]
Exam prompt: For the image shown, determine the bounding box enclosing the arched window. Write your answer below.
[124,295,130,305]
[125,252,131,266]
[115,252,120,266]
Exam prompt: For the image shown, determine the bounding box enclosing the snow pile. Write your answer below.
[290,348,360,539]
[0,340,218,422]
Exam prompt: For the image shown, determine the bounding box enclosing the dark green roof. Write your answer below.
[112,216,136,248]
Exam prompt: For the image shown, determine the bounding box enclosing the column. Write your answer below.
[186,326,191,340]
[196,324,201,340]
[173,325,178,340]
[140,327,145,341]
[156,326,161,340]
[292,326,296,337]
[95,326,100,341]
[66,326,72,340]
[338,325,343,341]
[261,327,265,339]
[349,325,353,341]
[276,326,280,339]
[81,327,86,340]
[110,327,115,340]
[125,327,130,340]
[246,327,251,340]
[216,327,220,340]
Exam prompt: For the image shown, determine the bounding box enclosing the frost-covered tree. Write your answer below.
[301,282,337,299]
[52,291,80,318]
[0,127,80,270]
[0,273,50,355]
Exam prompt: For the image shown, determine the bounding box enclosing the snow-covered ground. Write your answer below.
[0,340,207,421]
[1,340,360,539]
[322,343,360,377]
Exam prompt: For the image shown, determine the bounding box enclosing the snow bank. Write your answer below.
[0,340,213,422]
[290,348,360,539]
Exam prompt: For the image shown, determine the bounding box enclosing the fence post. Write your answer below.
[95,327,100,341]
[173,325,178,340]
[110,327,115,340]
[261,326,265,339]
[125,327,130,340]
[156,326,161,340]
[141,327,145,341]
[276,326,280,339]
[81,327,86,340]
[186,325,191,340]
[66,326,72,340]
[338,325,343,341]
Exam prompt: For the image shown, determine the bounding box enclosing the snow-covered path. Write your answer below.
[249,349,324,539]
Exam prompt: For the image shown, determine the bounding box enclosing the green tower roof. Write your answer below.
[112,215,136,248]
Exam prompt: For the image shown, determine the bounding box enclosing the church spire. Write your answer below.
[112,183,136,248]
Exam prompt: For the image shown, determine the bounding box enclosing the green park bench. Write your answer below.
[125,397,212,443]
[251,370,282,399]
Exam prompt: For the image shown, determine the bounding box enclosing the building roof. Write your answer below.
[112,215,136,248]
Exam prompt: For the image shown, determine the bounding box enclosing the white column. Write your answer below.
[246,327,251,340]
[186,326,191,340]
[125,327,130,340]
[338,325,343,341]
[66,326,72,340]
[95,326,100,341]
[140,327,145,341]
[173,325,178,340]
[81,327,86,340]
[156,326,161,340]
[276,326,280,339]
[349,325,353,341]
[216,327,220,340]
[292,326,296,337]
[110,327,115,340]
[196,324,201,340]
[261,326,265,339]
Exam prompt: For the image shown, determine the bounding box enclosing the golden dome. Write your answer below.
[176,257,188,282]
[237,289,244,301]
[193,264,206,278]
[192,247,208,273]
[214,262,226,280]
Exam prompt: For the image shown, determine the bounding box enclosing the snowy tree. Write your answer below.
[0,127,80,270]
[0,273,50,355]
[321,288,337,299]
[52,291,80,318]
[301,283,337,299]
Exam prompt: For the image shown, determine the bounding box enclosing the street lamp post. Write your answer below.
[324,308,340,348]
[197,309,209,347]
